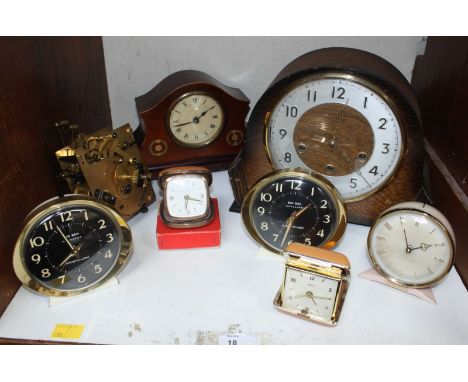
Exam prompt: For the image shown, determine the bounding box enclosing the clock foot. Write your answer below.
[229,200,241,214]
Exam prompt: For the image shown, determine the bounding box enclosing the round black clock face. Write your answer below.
[241,169,347,253]
[18,199,130,294]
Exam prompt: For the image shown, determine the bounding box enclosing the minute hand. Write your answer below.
[280,204,311,247]
[172,121,193,128]
[54,223,76,251]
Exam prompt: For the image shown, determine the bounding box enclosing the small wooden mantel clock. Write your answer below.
[134,70,250,178]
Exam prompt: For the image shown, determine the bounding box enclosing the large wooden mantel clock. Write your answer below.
[134,70,250,178]
[229,48,424,225]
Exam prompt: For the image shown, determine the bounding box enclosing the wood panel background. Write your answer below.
[0,37,111,316]
[411,37,468,288]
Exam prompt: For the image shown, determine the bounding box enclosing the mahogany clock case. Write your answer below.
[134,70,250,178]
[230,47,425,226]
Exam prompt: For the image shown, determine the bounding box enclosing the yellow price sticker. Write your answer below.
[51,324,85,339]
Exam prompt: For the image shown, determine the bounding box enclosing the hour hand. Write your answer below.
[186,196,203,202]
[196,106,214,119]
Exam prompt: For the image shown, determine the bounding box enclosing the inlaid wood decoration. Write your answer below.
[134,70,250,177]
[229,47,424,225]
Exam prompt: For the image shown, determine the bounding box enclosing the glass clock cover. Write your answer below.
[282,267,339,322]
[158,166,214,228]
[168,93,224,147]
[13,196,132,296]
[241,169,347,254]
[368,202,455,288]
[165,174,210,218]
[266,75,404,202]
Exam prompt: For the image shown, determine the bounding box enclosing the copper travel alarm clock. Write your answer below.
[274,242,351,326]
[158,166,215,228]
[229,47,424,225]
[134,70,250,177]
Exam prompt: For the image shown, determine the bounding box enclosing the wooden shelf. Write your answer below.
[0,172,467,344]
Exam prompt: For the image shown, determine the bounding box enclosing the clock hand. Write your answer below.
[280,215,295,247]
[295,293,332,301]
[306,291,317,305]
[280,204,312,247]
[195,106,215,120]
[172,121,193,128]
[355,169,372,188]
[334,148,372,188]
[403,229,412,253]
[330,99,349,145]
[186,196,203,202]
[59,251,77,270]
[59,231,97,270]
[54,223,76,252]
[295,203,311,219]
[410,243,433,252]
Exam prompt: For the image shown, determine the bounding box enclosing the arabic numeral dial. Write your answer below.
[267,77,403,202]
[242,170,346,254]
[15,198,130,296]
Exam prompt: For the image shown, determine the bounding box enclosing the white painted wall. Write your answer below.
[103,37,424,130]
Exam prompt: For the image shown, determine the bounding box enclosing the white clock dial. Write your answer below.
[368,208,454,287]
[165,175,209,218]
[267,76,403,201]
[169,93,224,147]
[282,267,338,322]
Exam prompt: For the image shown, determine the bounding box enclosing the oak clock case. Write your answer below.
[158,166,215,228]
[241,168,346,254]
[367,202,455,288]
[229,47,424,225]
[274,243,351,326]
[134,70,250,177]
[13,195,132,297]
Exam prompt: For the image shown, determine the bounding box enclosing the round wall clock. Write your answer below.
[241,168,347,254]
[13,195,132,297]
[134,70,250,177]
[229,48,424,225]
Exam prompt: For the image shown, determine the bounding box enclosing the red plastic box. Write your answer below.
[156,198,221,250]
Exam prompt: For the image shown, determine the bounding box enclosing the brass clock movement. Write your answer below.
[134,70,250,177]
[229,47,424,225]
[56,124,156,220]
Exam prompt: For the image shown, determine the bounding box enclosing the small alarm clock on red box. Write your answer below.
[156,166,221,249]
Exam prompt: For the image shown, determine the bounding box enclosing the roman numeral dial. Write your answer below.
[368,202,455,288]
[168,93,224,147]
